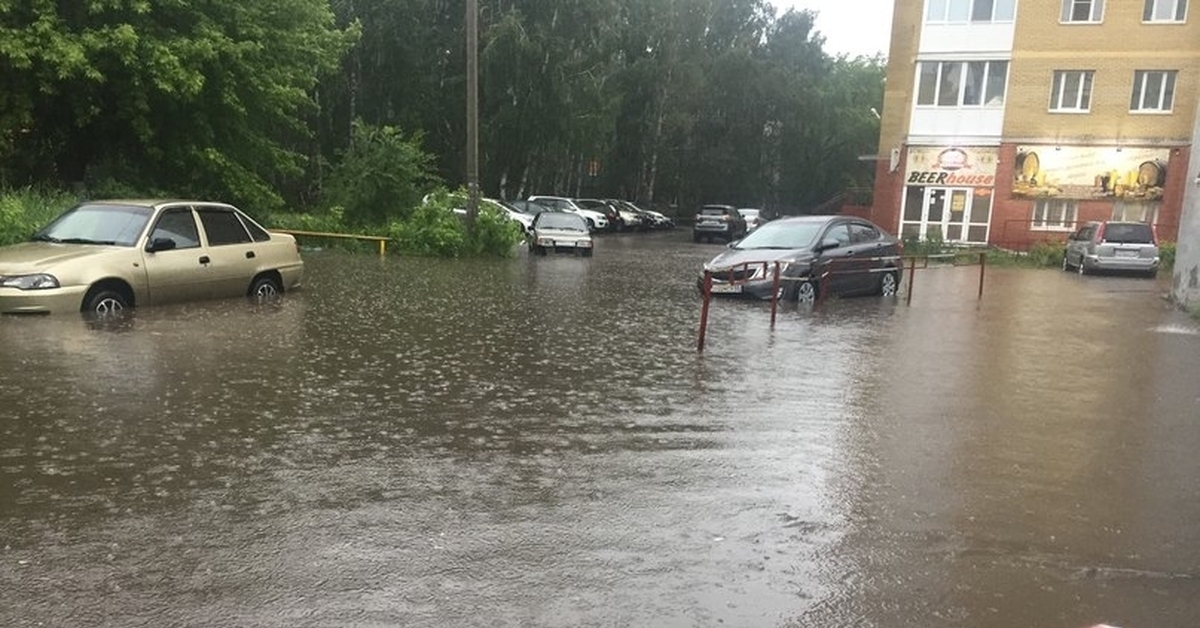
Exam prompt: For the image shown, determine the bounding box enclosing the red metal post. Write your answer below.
[769,262,780,328]
[697,271,712,353]
[905,256,916,305]
[978,252,986,300]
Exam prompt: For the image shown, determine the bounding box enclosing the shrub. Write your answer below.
[1159,240,1176,271]
[389,188,524,258]
[0,188,78,246]
[324,120,440,227]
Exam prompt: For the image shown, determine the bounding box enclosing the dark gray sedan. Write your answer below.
[698,215,903,303]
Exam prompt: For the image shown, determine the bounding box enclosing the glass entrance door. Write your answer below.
[901,186,991,243]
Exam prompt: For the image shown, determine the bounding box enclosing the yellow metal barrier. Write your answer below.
[271,229,391,257]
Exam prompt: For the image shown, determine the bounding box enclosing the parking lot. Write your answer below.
[2,230,1199,627]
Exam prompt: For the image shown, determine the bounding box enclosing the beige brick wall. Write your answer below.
[878,0,925,152]
[1006,0,1200,144]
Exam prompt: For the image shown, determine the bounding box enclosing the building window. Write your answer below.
[1113,201,1159,224]
[1130,70,1177,112]
[1143,0,1188,21]
[1049,70,1094,111]
[917,61,1008,107]
[1032,200,1077,230]
[1061,0,1104,22]
[927,0,1016,22]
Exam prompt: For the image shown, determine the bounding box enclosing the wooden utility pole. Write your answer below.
[465,0,480,228]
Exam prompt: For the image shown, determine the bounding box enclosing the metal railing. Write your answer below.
[696,252,987,352]
[271,229,391,257]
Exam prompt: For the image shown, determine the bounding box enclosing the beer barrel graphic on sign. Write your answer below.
[1136,159,1166,187]
[1015,150,1040,184]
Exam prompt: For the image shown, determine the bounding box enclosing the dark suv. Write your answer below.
[692,204,748,243]
[1062,221,1159,277]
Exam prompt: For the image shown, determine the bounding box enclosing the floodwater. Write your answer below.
[2,230,1198,628]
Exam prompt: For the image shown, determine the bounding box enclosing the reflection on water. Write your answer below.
[2,234,1199,627]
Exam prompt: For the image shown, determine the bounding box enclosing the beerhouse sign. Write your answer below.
[905,146,998,187]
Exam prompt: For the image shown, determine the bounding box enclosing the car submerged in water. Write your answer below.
[0,199,304,316]
[698,215,903,303]
[527,211,594,256]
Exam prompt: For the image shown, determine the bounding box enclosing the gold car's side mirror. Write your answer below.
[145,237,177,253]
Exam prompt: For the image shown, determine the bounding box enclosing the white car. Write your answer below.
[527,195,609,231]
[737,208,768,232]
[436,194,536,234]
[527,211,594,256]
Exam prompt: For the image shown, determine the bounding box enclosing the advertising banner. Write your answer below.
[1013,146,1169,200]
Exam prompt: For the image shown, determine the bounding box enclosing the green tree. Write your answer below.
[0,0,355,211]
[325,119,440,226]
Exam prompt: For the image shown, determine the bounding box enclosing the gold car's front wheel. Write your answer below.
[82,288,129,317]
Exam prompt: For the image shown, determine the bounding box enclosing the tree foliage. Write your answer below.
[325,119,439,226]
[0,0,355,211]
[1,0,886,221]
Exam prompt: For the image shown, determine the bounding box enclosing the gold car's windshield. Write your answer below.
[32,204,152,247]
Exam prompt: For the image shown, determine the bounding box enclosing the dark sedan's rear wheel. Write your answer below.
[1077,259,1088,275]
[1061,251,1071,271]
[82,288,129,317]
[249,274,283,302]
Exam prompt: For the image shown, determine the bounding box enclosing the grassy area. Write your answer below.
[0,188,79,246]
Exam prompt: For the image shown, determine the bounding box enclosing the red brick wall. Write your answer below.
[868,153,905,236]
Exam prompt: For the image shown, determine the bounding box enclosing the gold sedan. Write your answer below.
[0,199,304,315]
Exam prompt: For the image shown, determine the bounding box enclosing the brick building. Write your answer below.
[867,0,1199,250]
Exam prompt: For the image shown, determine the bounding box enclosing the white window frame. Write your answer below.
[1143,0,1188,22]
[1061,0,1105,22]
[1032,199,1078,231]
[927,0,1016,22]
[1049,70,1094,112]
[916,60,1009,108]
[1130,70,1178,113]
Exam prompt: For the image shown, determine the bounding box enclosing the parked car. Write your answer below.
[0,199,304,316]
[439,194,534,234]
[507,199,554,217]
[1063,220,1160,277]
[527,195,609,232]
[737,208,770,232]
[698,215,902,303]
[491,199,536,234]
[692,204,748,243]
[574,198,624,231]
[611,200,674,229]
[527,211,594,256]
[579,198,643,231]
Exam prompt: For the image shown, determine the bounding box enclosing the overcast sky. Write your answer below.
[772,0,894,59]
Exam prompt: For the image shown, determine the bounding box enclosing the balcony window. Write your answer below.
[1130,70,1177,112]
[927,0,1016,22]
[1061,0,1104,22]
[1049,70,1094,112]
[1143,0,1187,21]
[917,60,1008,107]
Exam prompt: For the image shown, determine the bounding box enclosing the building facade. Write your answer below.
[869,0,1199,251]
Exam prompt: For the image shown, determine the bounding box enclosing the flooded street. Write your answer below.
[2,230,1199,628]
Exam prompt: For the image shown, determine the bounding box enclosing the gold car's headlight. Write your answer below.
[0,274,61,290]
